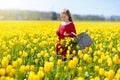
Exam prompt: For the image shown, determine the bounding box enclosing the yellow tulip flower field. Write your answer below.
[0,21,120,80]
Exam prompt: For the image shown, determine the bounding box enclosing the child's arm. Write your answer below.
[56,27,60,36]
[66,24,76,37]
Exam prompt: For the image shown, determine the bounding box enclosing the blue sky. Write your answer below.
[0,0,120,16]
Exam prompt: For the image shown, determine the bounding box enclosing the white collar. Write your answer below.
[61,21,71,25]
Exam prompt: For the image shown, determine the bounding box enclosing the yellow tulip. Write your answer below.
[7,54,11,60]
[19,65,26,73]
[112,47,117,53]
[83,54,89,61]
[57,59,62,66]
[64,66,68,71]
[26,44,31,48]
[113,54,120,64]
[0,68,5,76]
[94,66,99,72]
[1,56,9,68]
[78,50,83,58]
[99,68,105,76]
[44,61,54,72]
[0,76,6,80]
[107,60,112,66]
[30,65,35,71]
[28,71,35,80]
[68,60,76,69]
[39,67,44,71]
[107,70,114,79]
[88,47,93,53]
[12,61,18,68]
[77,77,84,80]
[73,57,78,65]
[78,67,83,73]
[17,58,23,65]
[6,65,13,74]
[37,70,44,79]
[104,78,109,80]
[49,57,54,62]
[35,59,39,64]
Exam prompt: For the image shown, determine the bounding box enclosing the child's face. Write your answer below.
[60,13,69,22]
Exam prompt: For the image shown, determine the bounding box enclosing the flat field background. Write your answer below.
[0,21,120,80]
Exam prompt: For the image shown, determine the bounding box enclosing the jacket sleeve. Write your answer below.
[67,23,76,37]
[56,26,60,36]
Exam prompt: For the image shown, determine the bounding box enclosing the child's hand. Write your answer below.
[71,32,76,36]
[64,32,69,36]
[85,30,88,32]
[84,30,88,34]
[56,28,60,35]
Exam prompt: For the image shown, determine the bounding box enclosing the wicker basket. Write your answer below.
[75,32,92,50]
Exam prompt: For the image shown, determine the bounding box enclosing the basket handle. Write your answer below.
[71,32,79,40]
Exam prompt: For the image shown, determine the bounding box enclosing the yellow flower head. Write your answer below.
[99,68,105,76]
[19,65,26,73]
[1,56,9,67]
[37,70,44,79]
[0,68,5,76]
[44,61,54,72]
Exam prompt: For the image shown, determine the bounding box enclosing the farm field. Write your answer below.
[0,21,120,80]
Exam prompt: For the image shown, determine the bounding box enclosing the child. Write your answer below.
[56,9,76,60]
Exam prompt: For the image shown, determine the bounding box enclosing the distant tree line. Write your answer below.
[0,9,120,21]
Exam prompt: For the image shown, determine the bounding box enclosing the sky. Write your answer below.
[0,0,120,16]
